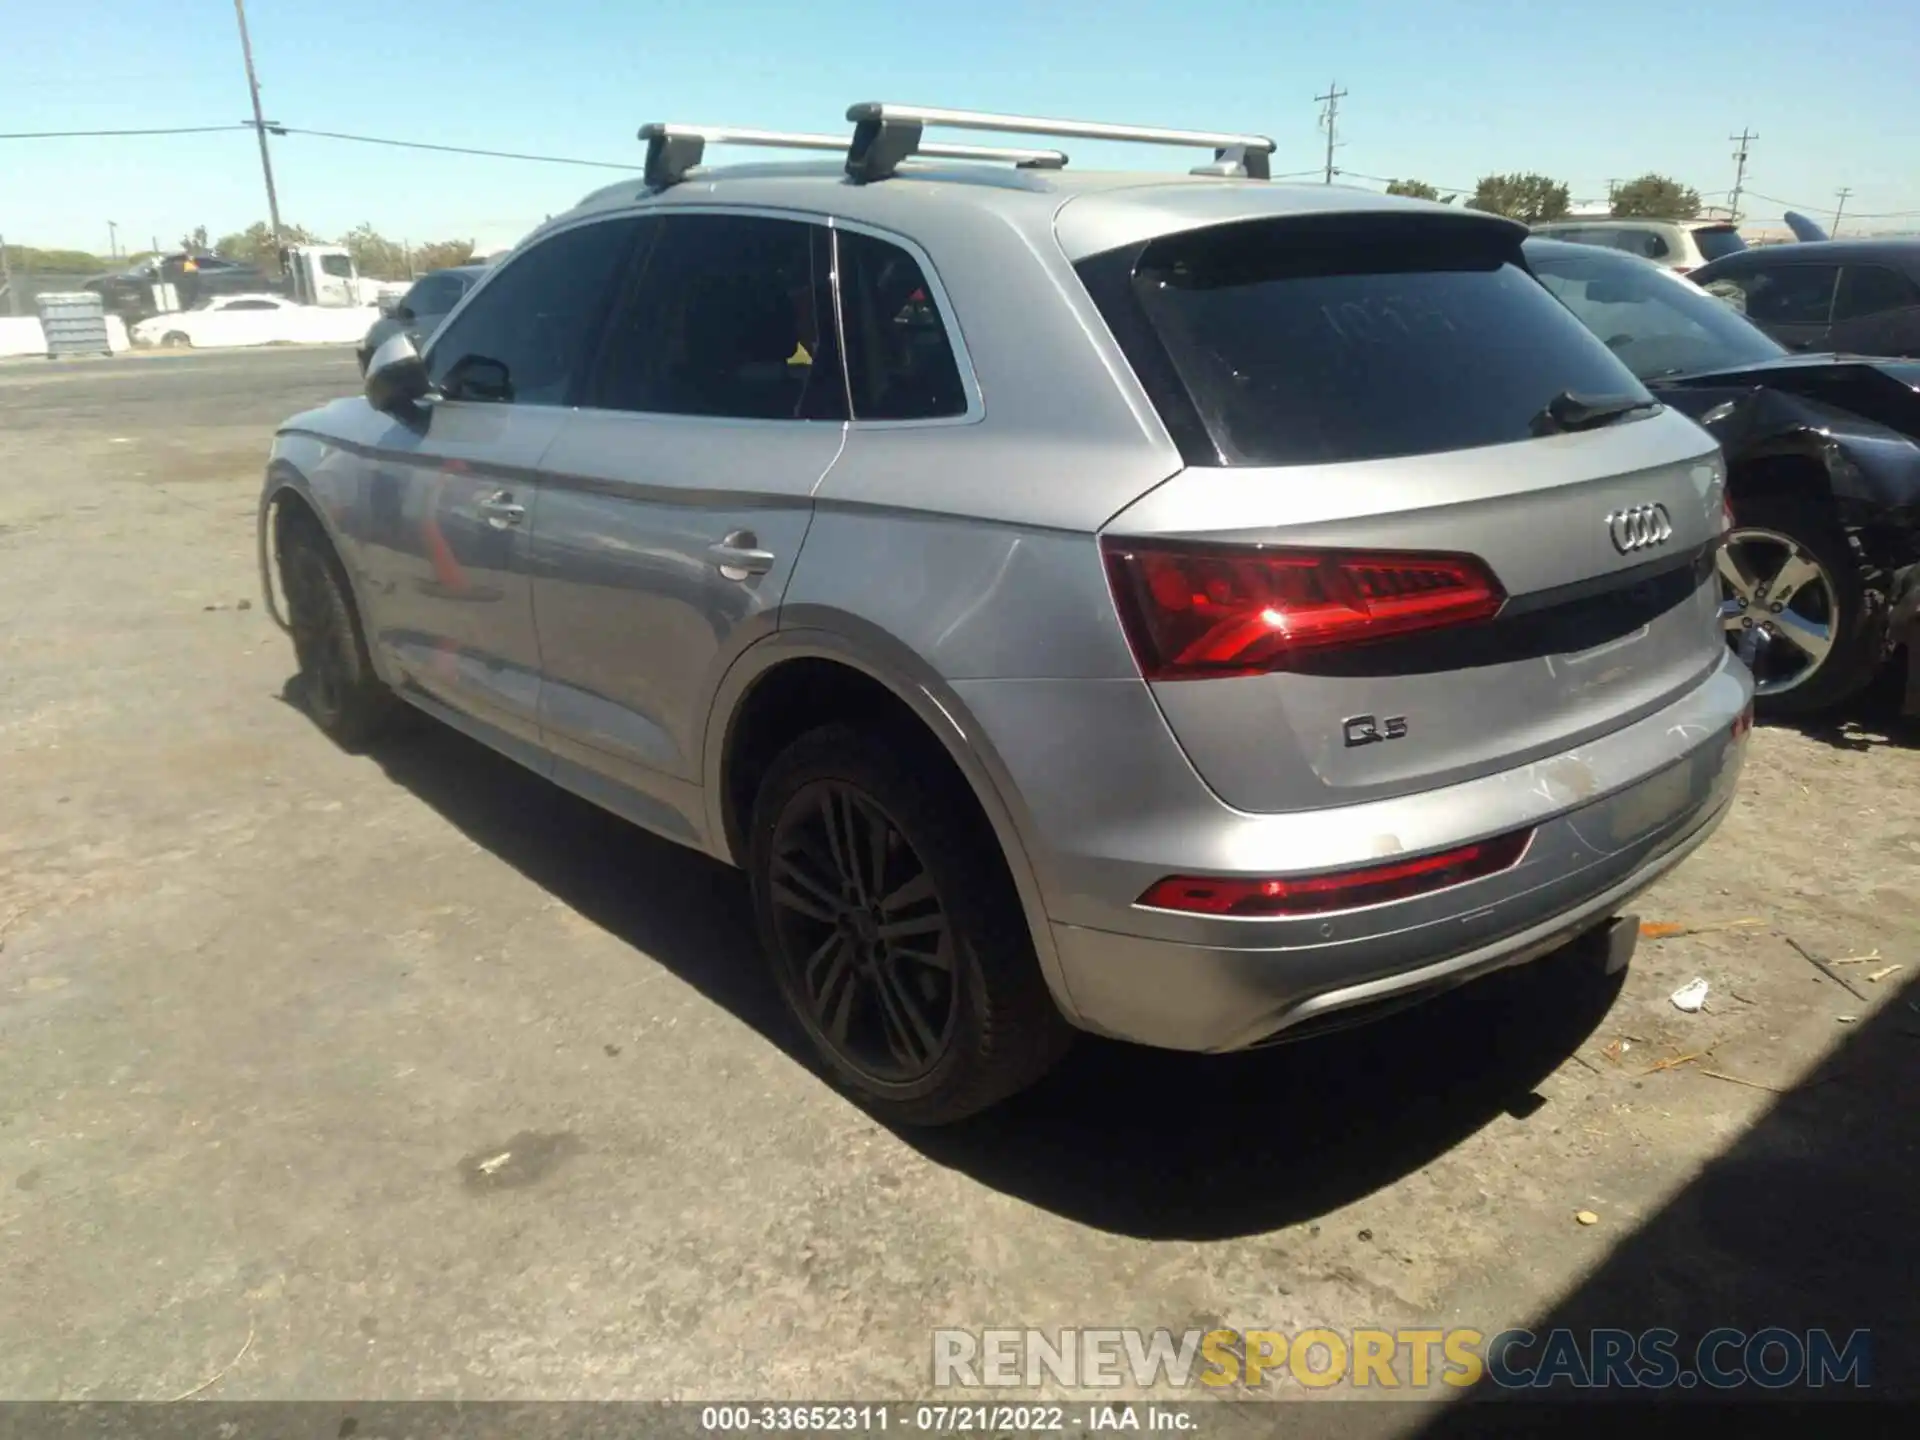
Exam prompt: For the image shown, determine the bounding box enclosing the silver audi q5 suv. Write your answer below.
[258,105,1752,1124]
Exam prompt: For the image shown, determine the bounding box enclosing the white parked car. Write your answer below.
[1529,219,1748,275]
[130,293,379,350]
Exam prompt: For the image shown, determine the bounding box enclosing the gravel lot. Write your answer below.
[1,349,1915,1412]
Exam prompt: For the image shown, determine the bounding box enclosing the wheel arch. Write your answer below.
[1725,440,1841,508]
[1724,417,1920,567]
[259,461,323,634]
[701,626,1082,1026]
[257,460,396,684]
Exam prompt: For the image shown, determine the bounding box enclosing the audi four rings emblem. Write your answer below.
[1607,502,1674,554]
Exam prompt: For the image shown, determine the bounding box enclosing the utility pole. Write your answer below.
[1832,187,1851,237]
[1315,80,1347,184]
[107,221,119,258]
[233,0,285,261]
[1726,127,1756,223]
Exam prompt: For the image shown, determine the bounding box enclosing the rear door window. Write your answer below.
[1724,265,1840,326]
[587,213,844,422]
[405,272,466,315]
[1078,216,1649,467]
[1631,230,1672,260]
[836,230,968,421]
[1835,264,1920,321]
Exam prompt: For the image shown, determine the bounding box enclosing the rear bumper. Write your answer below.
[959,651,1752,1052]
[1052,776,1735,1051]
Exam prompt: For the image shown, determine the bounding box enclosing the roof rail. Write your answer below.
[637,123,1067,189]
[844,103,1276,184]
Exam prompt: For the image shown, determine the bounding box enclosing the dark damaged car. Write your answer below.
[1526,237,1920,719]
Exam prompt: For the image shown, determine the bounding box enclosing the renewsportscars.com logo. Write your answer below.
[931,1327,1873,1392]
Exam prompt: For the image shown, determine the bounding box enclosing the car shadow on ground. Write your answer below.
[1780,657,1920,753]
[1411,971,1920,1421]
[357,709,1626,1243]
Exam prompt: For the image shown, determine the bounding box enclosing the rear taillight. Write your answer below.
[1721,490,1736,534]
[1101,539,1505,680]
[1731,701,1754,741]
[1139,830,1533,918]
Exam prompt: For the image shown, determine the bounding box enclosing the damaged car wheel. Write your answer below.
[1718,495,1877,718]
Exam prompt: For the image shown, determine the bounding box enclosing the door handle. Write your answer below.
[479,489,525,529]
[707,531,776,579]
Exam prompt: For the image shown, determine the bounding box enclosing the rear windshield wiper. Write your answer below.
[1530,390,1662,436]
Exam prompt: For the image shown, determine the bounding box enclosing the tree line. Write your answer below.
[5,224,478,281]
[1384,172,1705,224]
[194,223,477,279]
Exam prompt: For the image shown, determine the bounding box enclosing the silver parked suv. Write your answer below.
[1529,218,1748,275]
[258,104,1753,1124]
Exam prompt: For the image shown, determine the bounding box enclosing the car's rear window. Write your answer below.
[1692,225,1747,262]
[1077,216,1650,467]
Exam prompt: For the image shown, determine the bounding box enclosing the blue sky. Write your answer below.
[4,0,1917,254]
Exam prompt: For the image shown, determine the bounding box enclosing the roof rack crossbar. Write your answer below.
[638,122,1066,188]
[844,103,1276,183]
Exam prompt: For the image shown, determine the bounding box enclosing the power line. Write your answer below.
[1743,189,1920,219]
[10,116,1920,221]
[0,123,246,139]
[0,116,646,171]
[1340,169,1477,194]
[276,127,643,171]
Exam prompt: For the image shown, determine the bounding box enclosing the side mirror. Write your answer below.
[365,333,430,413]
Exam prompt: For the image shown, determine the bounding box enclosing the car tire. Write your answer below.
[748,722,1072,1126]
[1723,493,1878,719]
[160,330,192,348]
[275,507,401,750]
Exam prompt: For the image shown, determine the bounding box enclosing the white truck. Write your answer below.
[94,244,407,322]
[280,244,408,309]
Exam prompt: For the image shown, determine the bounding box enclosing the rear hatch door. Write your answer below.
[1078,210,1729,813]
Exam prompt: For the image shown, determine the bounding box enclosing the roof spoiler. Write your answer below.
[1783,210,1830,243]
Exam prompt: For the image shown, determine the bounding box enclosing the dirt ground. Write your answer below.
[1,349,1915,1416]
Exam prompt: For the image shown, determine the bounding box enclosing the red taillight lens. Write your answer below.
[1731,701,1754,741]
[1138,830,1534,918]
[1101,539,1505,680]
[1721,491,1736,534]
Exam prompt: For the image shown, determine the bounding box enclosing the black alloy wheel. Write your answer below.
[283,543,355,728]
[766,779,959,1084]
[747,722,1072,1125]
[275,512,399,749]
